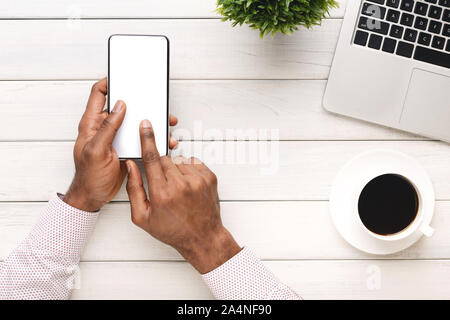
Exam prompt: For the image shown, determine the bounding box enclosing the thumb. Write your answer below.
[126,160,151,227]
[91,100,126,149]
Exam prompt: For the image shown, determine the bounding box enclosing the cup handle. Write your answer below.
[421,225,434,237]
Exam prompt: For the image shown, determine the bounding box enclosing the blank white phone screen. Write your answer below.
[109,35,168,158]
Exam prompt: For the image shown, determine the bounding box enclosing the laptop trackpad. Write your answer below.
[400,69,450,141]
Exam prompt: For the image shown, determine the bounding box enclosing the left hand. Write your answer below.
[64,78,178,212]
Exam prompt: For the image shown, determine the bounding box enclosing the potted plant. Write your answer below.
[216,0,339,38]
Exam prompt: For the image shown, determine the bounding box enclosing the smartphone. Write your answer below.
[108,34,169,159]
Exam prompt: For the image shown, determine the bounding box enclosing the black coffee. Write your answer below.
[358,174,419,235]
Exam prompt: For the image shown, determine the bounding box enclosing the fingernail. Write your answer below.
[142,119,152,128]
[170,138,179,149]
[112,100,123,113]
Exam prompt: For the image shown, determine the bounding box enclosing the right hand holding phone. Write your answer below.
[125,120,241,274]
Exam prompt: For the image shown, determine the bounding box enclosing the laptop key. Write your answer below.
[386,0,401,7]
[358,16,390,35]
[390,24,404,38]
[368,34,383,49]
[414,46,450,68]
[444,9,450,22]
[428,5,442,19]
[414,16,429,30]
[414,2,429,15]
[400,0,415,12]
[418,32,432,45]
[387,9,401,22]
[404,28,418,41]
[400,13,414,26]
[362,2,387,19]
[443,23,450,36]
[428,20,442,33]
[439,0,449,7]
[354,30,369,46]
[382,37,397,52]
[396,41,414,57]
[367,0,385,4]
[424,0,437,3]
[446,39,450,52]
[432,35,445,49]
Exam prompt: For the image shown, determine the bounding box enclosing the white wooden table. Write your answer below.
[1,0,450,299]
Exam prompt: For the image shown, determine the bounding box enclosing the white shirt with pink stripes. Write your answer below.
[0,195,300,300]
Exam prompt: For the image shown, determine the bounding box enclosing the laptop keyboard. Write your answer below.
[353,0,450,69]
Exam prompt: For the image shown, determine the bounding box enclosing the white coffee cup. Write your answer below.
[352,170,434,242]
[330,149,435,255]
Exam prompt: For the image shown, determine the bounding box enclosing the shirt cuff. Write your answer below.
[26,194,99,262]
[202,247,301,300]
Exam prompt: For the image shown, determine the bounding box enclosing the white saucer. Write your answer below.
[330,149,435,255]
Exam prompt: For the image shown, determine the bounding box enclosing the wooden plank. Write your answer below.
[1,0,217,19]
[71,260,450,299]
[0,19,341,80]
[0,0,347,19]
[1,201,449,262]
[0,80,420,141]
[0,141,448,202]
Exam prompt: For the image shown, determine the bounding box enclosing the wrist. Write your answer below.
[64,185,102,212]
[179,227,241,274]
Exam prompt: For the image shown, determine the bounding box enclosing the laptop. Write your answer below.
[324,0,450,142]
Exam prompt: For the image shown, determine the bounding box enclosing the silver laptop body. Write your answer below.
[324,0,450,142]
